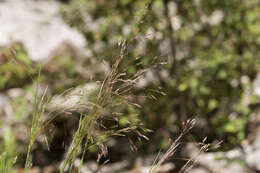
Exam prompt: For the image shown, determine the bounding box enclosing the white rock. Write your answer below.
[253,73,260,97]
[245,150,260,171]
[0,0,87,61]
[186,143,246,173]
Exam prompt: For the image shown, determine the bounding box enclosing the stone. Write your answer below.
[0,0,86,61]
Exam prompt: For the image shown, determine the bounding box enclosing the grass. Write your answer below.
[148,119,197,173]
[59,40,153,172]
[0,128,17,173]
[148,119,221,173]
[0,39,213,173]
[24,72,48,173]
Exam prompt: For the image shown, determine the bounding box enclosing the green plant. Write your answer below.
[0,42,38,91]
[0,128,17,173]
[24,72,48,173]
[58,40,153,173]
[60,0,260,150]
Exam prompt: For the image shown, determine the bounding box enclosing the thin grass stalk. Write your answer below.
[60,41,127,173]
[77,118,95,173]
[24,73,48,173]
[178,143,210,173]
[0,128,17,173]
[148,119,196,173]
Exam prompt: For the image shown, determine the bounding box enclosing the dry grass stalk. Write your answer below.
[149,119,221,173]
[149,119,196,173]
[59,40,158,173]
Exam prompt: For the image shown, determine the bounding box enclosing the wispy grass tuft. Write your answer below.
[59,40,158,172]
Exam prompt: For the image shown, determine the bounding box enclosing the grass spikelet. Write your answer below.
[148,119,196,173]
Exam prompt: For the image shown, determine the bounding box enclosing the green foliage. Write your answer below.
[60,0,260,149]
[43,55,78,93]
[11,95,29,120]
[0,128,17,173]
[0,43,38,91]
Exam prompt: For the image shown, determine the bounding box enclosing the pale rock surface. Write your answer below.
[253,72,260,97]
[243,108,260,171]
[186,144,247,173]
[0,0,87,61]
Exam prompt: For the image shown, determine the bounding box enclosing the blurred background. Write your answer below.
[0,0,260,172]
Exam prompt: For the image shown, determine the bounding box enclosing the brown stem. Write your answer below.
[163,0,187,123]
[163,0,178,79]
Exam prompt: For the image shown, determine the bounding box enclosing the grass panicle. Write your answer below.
[149,119,221,173]
[149,119,196,173]
[60,40,155,173]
